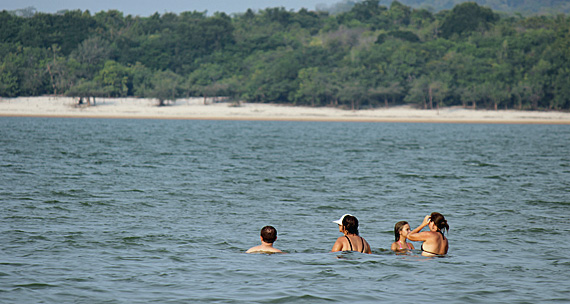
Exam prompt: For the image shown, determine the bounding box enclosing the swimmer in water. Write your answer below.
[407,212,449,256]
[391,221,415,252]
[246,225,282,253]
[331,214,371,254]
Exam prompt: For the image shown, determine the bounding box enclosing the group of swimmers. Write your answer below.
[246,212,449,256]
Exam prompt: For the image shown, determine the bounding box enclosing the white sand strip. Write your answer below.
[1,97,569,124]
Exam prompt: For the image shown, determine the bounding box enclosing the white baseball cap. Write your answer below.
[333,214,352,225]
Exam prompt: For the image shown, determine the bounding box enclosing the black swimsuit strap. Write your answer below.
[421,244,440,255]
[345,235,365,252]
[345,235,353,251]
[421,231,445,255]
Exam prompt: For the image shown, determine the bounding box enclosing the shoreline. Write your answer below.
[1,96,569,124]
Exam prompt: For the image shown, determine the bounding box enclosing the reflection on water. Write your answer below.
[1,117,569,303]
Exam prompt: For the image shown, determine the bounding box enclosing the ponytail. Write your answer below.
[430,212,449,234]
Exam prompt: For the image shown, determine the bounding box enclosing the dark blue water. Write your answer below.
[1,117,569,303]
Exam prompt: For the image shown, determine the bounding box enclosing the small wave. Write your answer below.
[527,200,570,207]
[122,236,142,241]
[509,227,548,234]
[12,196,34,201]
[315,269,339,277]
[551,260,570,266]
[400,143,423,150]
[464,160,499,167]
[80,201,112,207]
[168,255,186,263]
[280,198,300,202]
[315,205,338,211]
[50,190,87,197]
[13,169,34,175]
[116,256,145,261]
[431,174,464,179]
[0,262,28,267]
[526,227,548,233]
[50,205,71,212]
[355,176,378,181]
[396,173,424,179]
[120,189,145,193]
[268,294,335,303]
[485,175,506,180]
[28,235,49,241]
[120,164,157,169]
[13,283,57,289]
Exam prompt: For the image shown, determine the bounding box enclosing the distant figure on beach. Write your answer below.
[391,221,415,252]
[246,226,282,253]
[407,212,449,256]
[331,214,371,254]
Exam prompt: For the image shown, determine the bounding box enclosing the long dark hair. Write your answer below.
[430,212,449,234]
[394,221,408,241]
[342,215,359,235]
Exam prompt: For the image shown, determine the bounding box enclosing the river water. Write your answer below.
[1,117,569,303]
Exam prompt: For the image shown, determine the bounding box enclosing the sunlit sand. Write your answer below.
[1,97,569,124]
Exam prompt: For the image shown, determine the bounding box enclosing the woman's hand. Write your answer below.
[422,215,431,225]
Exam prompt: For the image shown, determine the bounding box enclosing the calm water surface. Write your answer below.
[1,117,569,303]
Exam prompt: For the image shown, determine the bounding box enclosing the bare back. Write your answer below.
[420,231,448,256]
[246,244,282,253]
[332,235,371,254]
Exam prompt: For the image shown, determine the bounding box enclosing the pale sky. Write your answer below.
[0,0,343,16]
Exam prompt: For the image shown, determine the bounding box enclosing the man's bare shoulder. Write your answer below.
[246,245,282,253]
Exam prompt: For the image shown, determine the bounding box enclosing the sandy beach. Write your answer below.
[1,96,569,124]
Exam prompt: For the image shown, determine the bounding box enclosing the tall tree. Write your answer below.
[147,70,180,106]
[440,2,499,39]
[294,67,326,106]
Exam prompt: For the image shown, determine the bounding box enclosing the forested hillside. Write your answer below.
[1,1,569,110]
[404,0,570,15]
[321,0,570,15]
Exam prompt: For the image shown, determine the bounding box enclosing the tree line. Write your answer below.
[1,1,569,110]
[319,0,570,16]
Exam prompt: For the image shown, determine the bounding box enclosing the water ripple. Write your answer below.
[1,118,568,303]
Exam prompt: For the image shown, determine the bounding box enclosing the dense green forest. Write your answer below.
[1,1,569,110]
[320,0,570,15]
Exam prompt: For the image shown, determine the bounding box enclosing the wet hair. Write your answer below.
[260,226,277,243]
[394,221,408,242]
[342,215,359,235]
[430,212,449,234]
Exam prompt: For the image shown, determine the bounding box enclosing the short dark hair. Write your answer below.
[394,221,408,241]
[260,226,277,243]
[342,215,359,235]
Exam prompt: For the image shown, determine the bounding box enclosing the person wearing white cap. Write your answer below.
[331,214,371,254]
